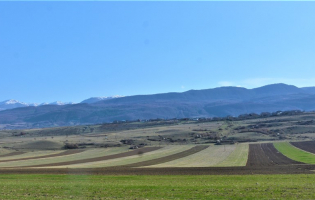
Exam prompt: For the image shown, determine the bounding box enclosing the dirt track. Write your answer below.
[246,143,302,166]
[125,145,209,167]
[24,147,161,168]
[1,164,315,175]
[0,151,25,158]
[0,149,85,163]
[291,141,315,154]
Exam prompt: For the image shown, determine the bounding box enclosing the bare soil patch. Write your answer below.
[25,147,161,168]
[246,144,274,167]
[246,143,302,167]
[0,149,85,163]
[125,145,209,167]
[291,141,315,154]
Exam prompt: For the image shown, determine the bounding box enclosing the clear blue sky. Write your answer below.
[1,1,315,103]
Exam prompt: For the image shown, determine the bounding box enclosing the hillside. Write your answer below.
[1,83,315,129]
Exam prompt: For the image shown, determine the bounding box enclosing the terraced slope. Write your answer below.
[126,145,209,167]
[0,149,84,163]
[291,141,315,154]
[43,146,194,168]
[25,147,161,168]
[215,143,249,167]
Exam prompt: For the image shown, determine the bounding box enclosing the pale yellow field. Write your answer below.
[40,145,194,168]
[144,144,236,168]
[214,143,249,167]
[0,147,129,168]
[0,148,11,155]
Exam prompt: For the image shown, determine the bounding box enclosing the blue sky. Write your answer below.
[1,2,315,103]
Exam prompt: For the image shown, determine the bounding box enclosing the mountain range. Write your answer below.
[1,83,315,129]
[0,96,124,111]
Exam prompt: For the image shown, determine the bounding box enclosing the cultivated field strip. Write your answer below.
[125,145,209,167]
[215,143,249,167]
[246,143,302,167]
[0,150,64,161]
[24,147,161,168]
[40,145,194,168]
[246,144,275,166]
[0,151,25,158]
[0,149,84,163]
[0,148,129,168]
[144,145,234,168]
[274,142,315,164]
[262,143,303,165]
[291,141,315,154]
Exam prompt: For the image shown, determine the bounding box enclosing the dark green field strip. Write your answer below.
[0,149,85,163]
[291,141,315,154]
[24,147,161,168]
[125,145,209,167]
[0,151,26,158]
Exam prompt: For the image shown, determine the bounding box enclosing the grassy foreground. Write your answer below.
[274,142,315,164]
[0,174,315,199]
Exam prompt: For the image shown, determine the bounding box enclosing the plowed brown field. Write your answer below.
[291,141,315,154]
[1,164,315,175]
[0,149,85,163]
[246,143,302,166]
[125,145,209,167]
[261,143,303,165]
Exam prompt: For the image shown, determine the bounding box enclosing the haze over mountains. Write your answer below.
[0,96,124,111]
[1,83,315,129]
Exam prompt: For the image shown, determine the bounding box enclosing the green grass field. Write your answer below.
[274,142,315,164]
[0,174,314,199]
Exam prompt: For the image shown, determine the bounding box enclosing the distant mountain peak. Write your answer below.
[81,96,124,104]
[0,99,27,105]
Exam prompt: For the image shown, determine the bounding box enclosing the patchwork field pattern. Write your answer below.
[48,145,194,168]
[0,147,130,168]
[144,145,234,168]
[26,147,161,168]
[127,145,209,167]
[0,149,84,163]
[1,141,315,174]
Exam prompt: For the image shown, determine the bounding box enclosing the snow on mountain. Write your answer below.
[0,99,28,106]
[0,96,123,111]
[49,101,76,106]
[0,99,29,111]
[81,96,124,104]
